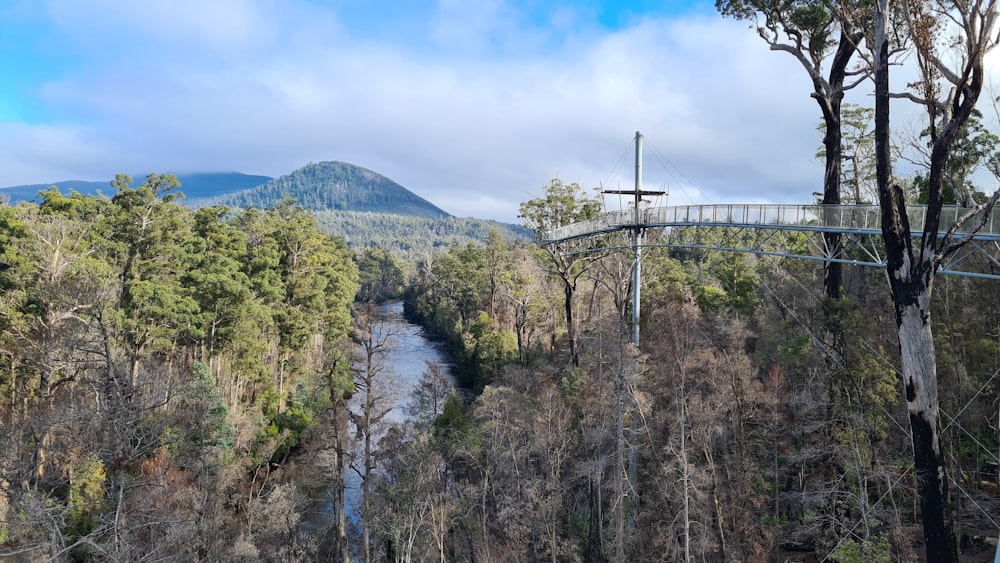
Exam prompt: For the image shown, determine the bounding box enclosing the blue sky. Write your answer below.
[0,0,836,221]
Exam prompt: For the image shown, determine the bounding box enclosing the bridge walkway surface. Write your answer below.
[542,204,1000,280]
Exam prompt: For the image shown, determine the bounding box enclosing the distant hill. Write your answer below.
[0,162,529,255]
[0,172,272,203]
[169,173,273,198]
[207,161,450,219]
[314,210,531,259]
[0,180,109,202]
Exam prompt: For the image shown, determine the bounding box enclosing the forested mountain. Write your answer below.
[207,161,450,218]
[315,210,529,258]
[1,163,526,253]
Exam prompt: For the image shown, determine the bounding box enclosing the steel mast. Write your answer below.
[603,131,666,346]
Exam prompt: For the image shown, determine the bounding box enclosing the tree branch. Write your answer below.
[888,91,947,112]
[769,43,829,95]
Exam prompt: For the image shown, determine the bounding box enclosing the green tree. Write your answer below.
[840,104,878,204]
[519,179,603,366]
[911,110,1000,206]
[717,0,869,299]
[108,173,200,388]
[238,200,358,412]
[356,246,405,303]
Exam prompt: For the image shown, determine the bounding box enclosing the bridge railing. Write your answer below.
[542,204,1000,243]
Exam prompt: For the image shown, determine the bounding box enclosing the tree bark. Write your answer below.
[818,28,862,301]
[874,2,959,559]
[563,276,579,367]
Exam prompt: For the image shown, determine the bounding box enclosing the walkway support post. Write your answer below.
[603,132,667,541]
[632,130,642,348]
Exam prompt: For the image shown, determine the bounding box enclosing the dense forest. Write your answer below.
[1,171,998,561]
[5,1,1000,562]
[314,211,529,260]
[0,175,360,560]
[2,173,274,206]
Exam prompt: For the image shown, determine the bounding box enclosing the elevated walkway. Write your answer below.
[542,204,1000,280]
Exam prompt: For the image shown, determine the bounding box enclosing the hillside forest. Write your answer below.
[0,165,999,562]
[5,2,1000,562]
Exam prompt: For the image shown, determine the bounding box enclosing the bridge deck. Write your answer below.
[542,204,1000,244]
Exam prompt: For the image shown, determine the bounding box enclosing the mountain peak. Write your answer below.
[216,161,451,219]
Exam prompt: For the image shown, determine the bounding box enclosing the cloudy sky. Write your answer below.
[0,0,900,222]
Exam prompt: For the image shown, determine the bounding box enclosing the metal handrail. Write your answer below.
[541,204,1000,243]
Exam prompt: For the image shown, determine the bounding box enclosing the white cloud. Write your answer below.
[0,1,854,222]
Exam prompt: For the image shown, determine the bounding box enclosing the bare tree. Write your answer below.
[351,302,400,563]
[406,360,451,428]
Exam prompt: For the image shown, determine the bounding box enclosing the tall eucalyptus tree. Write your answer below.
[717,0,870,299]
[520,179,603,367]
[873,0,1000,560]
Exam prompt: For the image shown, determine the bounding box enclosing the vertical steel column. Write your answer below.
[632,131,642,348]
[627,131,642,534]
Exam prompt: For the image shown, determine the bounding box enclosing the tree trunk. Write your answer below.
[821,111,844,301]
[563,277,579,367]
[874,2,958,559]
[585,477,605,563]
[819,28,862,301]
[335,430,349,563]
[363,390,373,563]
[897,297,957,560]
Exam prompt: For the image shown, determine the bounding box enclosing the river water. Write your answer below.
[301,301,454,533]
[376,301,455,415]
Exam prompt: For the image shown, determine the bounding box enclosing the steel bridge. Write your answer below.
[542,203,1000,280]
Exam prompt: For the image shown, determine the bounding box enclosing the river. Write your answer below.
[376,301,455,417]
[301,300,454,534]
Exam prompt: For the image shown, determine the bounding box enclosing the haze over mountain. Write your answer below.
[0,172,273,203]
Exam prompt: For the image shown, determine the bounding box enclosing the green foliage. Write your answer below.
[779,334,811,360]
[175,363,235,451]
[316,210,530,259]
[266,407,314,462]
[710,254,759,316]
[405,236,534,388]
[519,178,602,233]
[559,368,586,401]
[829,536,892,563]
[914,109,999,206]
[356,246,405,302]
[433,393,473,449]
[716,0,842,63]
[468,313,518,389]
[693,283,728,315]
[828,104,878,203]
[67,452,107,536]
